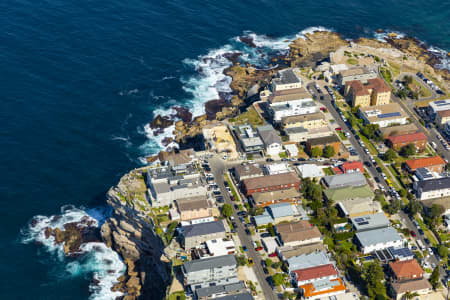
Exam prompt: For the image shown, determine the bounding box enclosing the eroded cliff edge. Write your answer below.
[100,168,171,300]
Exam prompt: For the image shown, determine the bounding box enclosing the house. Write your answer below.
[250,187,301,208]
[213,293,254,300]
[253,211,274,226]
[233,164,264,181]
[337,197,382,217]
[285,126,333,143]
[241,172,300,196]
[305,135,341,155]
[284,143,299,157]
[287,251,330,273]
[325,185,374,204]
[378,123,418,139]
[300,278,346,300]
[413,177,450,200]
[355,227,404,254]
[297,164,325,179]
[389,259,424,281]
[235,124,264,153]
[291,264,338,287]
[281,112,327,130]
[333,161,364,174]
[256,124,283,156]
[350,212,390,232]
[405,156,446,173]
[387,132,427,151]
[267,203,296,223]
[358,103,408,128]
[322,172,367,189]
[276,220,322,247]
[264,163,292,175]
[182,255,238,291]
[195,282,247,300]
[268,89,317,122]
[345,77,391,107]
[278,243,326,261]
[205,238,235,257]
[157,148,196,173]
[146,167,207,207]
[261,236,279,254]
[435,109,450,128]
[272,68,302,92]
[428,99,450,120]
[388,247,415,261]
[390,279,432,300]
[176,196,214,223]
[183,220,226,250]
[337,66,377,86]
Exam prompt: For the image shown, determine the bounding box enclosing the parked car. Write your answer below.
[255,247,263,251]
[410,230,416,237]
[242,246,248,252]
[418,228,424,235]
[268,252,277,257]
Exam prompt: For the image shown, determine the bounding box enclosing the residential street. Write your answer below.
[209,157,277,300]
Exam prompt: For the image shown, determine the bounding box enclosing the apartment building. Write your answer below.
[241,172,300,196]
[182,220,226,250]
[305,135,341,156]
[271,68,302,92]
[281,112,327,130]
[345,77,391,107]
[358,103,408,128]
[267,88,318,122]
[235,124,264,153]
[176,196,213,223]
[276,220,322,247]
[337,66,378,86]
[386,132,427,151]
[405,156,446,173]
[413,177,450,200]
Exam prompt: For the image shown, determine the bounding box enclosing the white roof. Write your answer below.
[297,164,325,178]
[205,239,235,257]
[355,227,403,247]
[284,144,299,154]
[265,163,291,175]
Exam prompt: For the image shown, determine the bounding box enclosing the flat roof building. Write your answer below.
[322,172,367,189]
[358,103,408,128]
[241,172,300,196]
[413,176,450,200]
[350,212,390,232]
[297,164,325,179]
[355,227,404,254]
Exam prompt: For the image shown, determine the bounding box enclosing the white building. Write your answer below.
[297,164,325,179]
[265,163,292,175]
[413,177,450,200]
[256,124,283,156]
[358,103,408,128]
[428,99,450,119]
[355,227,404,254]
[270,98,318,122]
[205,239,235,257]
[261,236,279,254]
[329,64,348,75]
[284,144,299,157]
[272,68,302,92]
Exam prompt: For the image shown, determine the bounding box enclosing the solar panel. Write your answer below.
[377,112,401,119]
[354,218,365,222]
[357,221,369,226]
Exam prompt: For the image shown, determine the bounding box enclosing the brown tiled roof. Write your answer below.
[273,87,308,96]
[437,109,450,118]
[391,278,431,294]
[281,112,325,124]
[405,156,445,171]
[346,80,370,96]
[367,77,391,93]
[176,196,210,211]
[277,221,322,243]
[389,259,424,278]
[234,164,264,178]
[292,264,338,282]
[379,123,418,137]
[307,134,340,146]
[242,172,300,190]
[387,132,427,144]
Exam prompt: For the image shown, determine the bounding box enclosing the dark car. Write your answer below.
[263,267,269,274]
[245,228,251,235]
[224,180,229,186]
[298,158,306,161]
[376,167,383,173]
[355,135,360,140]
[374,177,380,183]
[418,228,424,235]
[242,245,248,252]
[424,238,430,244]
[266,158,274,162]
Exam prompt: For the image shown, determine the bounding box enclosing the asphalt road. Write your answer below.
[306,82,390,192]
[209,156,277,300]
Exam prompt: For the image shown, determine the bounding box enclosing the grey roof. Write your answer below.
[285,127,308,134]
[268,203,295,219]
[183,254,236,273]
[416,176,450,192]
[355,227,402,247]
[351,213,390,232]
[322,172,367,189]
[257,125,282,146]
[415,168,434,180]
[287,251,330,272]
[195,281,245,298]
[183,220,225,238]
[214,293,254,300]
[273,69,301,85]
[253,212,273,226]
[307,134,340,145]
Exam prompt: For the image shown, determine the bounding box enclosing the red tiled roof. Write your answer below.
[389,259,424,278]
[301,278,346,298]
[437,109,450,118]
[346,80,369,96]
[387,132,427,144]
[405,156,446,171]
[293,264,338,282]
[367,78,391,93]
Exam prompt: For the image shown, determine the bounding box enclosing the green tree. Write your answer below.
[221,203,233,218]
[383,149,397,161]
[363,261,386,298]
[404,75,413,85]
[407,199,422,215]
[400,143,416,157]
[403,291,419,300]
[311,146,323,157]
[267,223,275,236]
[272,273,285,286]
[165,221,179,243]
[323,145,336,158]
[265,258,273,268]
[396,89,407,99]
[236,255,247,266]
[384,199,401,215]
[362,124,379,139]
[399,189,407,197]
[429,266,440,289]
[438,245,448,262]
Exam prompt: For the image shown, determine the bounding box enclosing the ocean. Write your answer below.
[0,0,448,299]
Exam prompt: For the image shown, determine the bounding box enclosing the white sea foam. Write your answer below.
[21,206,125,300]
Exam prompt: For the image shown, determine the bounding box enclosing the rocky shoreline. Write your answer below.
[40,29,449,300]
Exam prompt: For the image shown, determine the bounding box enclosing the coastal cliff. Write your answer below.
[100,169,171,300]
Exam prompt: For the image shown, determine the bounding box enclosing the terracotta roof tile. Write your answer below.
[242,172,300,190]
[405,156,445,171]
[387,132,427,144]
[389,259,424,278]
[292,264,338,282]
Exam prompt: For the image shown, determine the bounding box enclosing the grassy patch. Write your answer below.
[380,67,393,87]
[230,107,264,126]
[415,216,439,246]
[168,291,185,300]
[409,77,432,98]
[225,173,240,201]
[347,58,358,65]
[279,151,288,159]
[323,167,334,176]
[358,133,378,155]
[338,131,347,140]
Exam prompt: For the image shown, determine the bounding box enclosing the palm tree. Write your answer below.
[403,291,419,300]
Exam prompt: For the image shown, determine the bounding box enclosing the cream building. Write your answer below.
[281,112,327,130]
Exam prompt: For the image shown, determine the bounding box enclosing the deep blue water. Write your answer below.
[0,0,449,299]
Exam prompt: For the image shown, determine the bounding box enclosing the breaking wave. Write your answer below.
[21,205,126,300]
